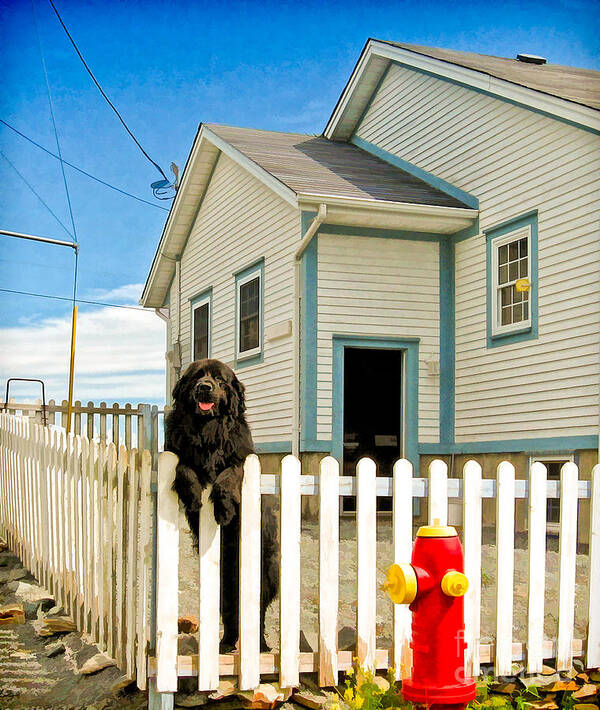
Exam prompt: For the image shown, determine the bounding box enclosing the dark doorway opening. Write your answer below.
[342,347,402,512]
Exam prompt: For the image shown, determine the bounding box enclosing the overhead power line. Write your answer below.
[47,0,168,182]
[1,119,169,211]
[0,287,151,312]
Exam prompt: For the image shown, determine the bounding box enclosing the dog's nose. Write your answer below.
[198,381,213,392]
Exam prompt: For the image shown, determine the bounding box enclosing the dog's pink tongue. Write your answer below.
[198,402,214,412]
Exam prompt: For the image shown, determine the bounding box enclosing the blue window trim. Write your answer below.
[190,287,213,360]
[419,435,597,455]
[234,257,265,369]
[331,335,420,471]
[485,210,538,349]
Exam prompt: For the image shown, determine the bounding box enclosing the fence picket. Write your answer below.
[156,451,179,693]
[392,459,413,681]
[280,454,301,688]
[556,462,578,671]
[495,461,515,677]
[356,457,376,671]
[428,459,448,525]
[198,487,221,690]
[136,450,153,691]
[239,454,262,690]
[463,460,482,678]
[116,445,128,669]
[87,401,95,440]
[587,464,600,668]
[97,441,107,651]
[527,462,547,673]
[125,449,140,680]
[106,443,118,659]
[319,456,339,687]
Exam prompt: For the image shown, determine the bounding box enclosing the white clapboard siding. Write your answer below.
[495,461,515,677]
[428,459,448,525]
[356,61,599,442]
[356,457,377,670]
[280,455,301,688]
[171,153,300,445]
[156,451,179,693]
[198,488,221,690]
[588,464,600,668]
[556,462,578,671]
[527,462,547,673]
[317,234,440,444]
[463,460,482,678]
[239,454,262,690]
[392,459,413,680]
[319,456,339,686]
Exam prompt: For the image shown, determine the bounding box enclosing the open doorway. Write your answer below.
[342,347,402,512]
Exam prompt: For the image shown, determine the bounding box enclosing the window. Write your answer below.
[529,455,575,531]
[492,228,531,333]
[191,290,211,361]
[235,260,264,364]
[486,211,538,348]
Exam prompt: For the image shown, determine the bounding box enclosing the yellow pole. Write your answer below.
[66,305,77,435]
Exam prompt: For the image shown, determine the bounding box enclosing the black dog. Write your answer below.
[164,359,278,652]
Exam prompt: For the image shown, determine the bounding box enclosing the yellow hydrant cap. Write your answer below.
[441,570,469,597]
[384,563,417,604]
[416,524,458,537]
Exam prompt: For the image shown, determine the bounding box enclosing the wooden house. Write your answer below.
[142,41,599,529]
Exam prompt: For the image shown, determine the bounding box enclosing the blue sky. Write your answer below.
[1,0,598,405]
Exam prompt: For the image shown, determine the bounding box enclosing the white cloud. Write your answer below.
[88,283,145,303]
[0,288,166,405]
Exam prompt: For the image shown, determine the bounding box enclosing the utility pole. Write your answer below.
[1,229,79,434]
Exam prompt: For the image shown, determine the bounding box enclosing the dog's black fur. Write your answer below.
[164,359,278,652]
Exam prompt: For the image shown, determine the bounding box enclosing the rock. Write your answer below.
[175,692,209,707]
[178,633,199,655]
[546,681,578,692]
[292,690,328,709]
[491,682,517,695]
[209,679,237,700]
[573,706,599,710]
[79,651,115,675]
[237,683,292,709]
[0,538,7,552]
[45,641,66,657]
[32,615,77,636]
[0,604,25,625]
[0,566,28,583]
[178,615,199,634]
[573,685,598,699]
[589,670,600,682]
[0,551,13,566]
[111,675,137,694]
[13,580,54,605]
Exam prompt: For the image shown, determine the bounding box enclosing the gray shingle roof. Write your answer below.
[205,123,471,209]
[381,41,600,111]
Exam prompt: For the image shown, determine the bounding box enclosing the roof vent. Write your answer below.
[516,53,547,65]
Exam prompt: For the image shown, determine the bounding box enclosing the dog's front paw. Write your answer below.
[211,486,236,526]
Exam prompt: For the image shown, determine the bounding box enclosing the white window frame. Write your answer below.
[491,225,532,337]
[236,267,262,360]
[191,294,211,361]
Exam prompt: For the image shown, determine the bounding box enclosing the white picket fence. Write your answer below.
[152,453,600,698]
[0,412,154,688]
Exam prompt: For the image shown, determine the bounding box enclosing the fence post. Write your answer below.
[319,456,339,687]
[155,451,179,699]
[392,458,413,681]
[356,457,376,671]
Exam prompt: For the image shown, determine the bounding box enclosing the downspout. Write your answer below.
[292,204,327,457]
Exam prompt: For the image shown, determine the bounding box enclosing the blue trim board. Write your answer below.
[439,238,454,444]
[453,218,480,243]
[486,211,538,349]
[387,59,600,137]
[350,135,479,210]
[331,336,420,471]
[254,441,293,454]
[190,287,213,358]
[234,257,265,368]
[419,436,598,455]
[299,211,319,451]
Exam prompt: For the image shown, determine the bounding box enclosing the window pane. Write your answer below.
[193,303,209,360]
[523,301,529,319]
[239,277,260,353]
[508,241,518,260]
[509,261,519,281]
[498,244,508,265]
[519,238,528,257]
[519,259,528,278]
[513,288,522,303]
[513,303,523,323]
[501,287,511,306]
[502,305,512,325]
[499,264,508,284]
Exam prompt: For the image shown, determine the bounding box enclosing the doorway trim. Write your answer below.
[331,335,420,469]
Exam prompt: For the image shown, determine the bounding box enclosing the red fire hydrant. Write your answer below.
[384,522,476,710]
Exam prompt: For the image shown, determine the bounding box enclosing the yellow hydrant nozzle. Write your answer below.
[385,563,417,604]
[441,570,469,597]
